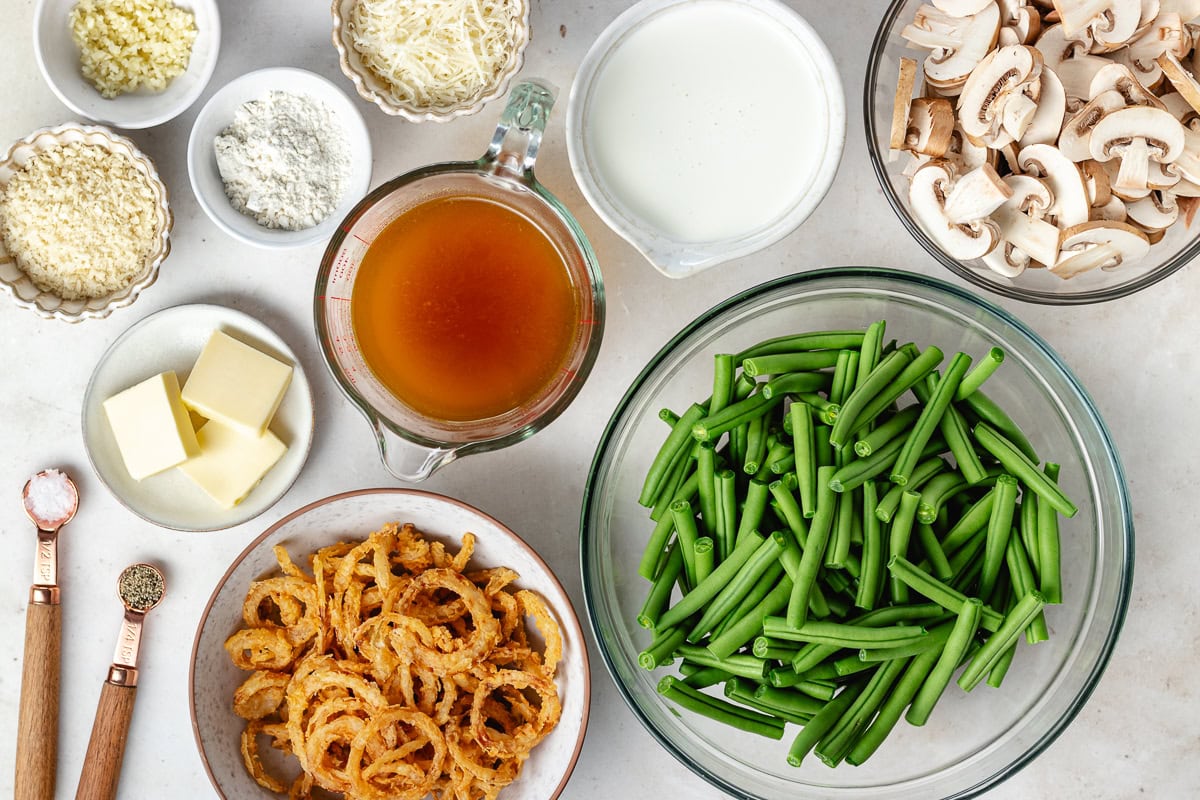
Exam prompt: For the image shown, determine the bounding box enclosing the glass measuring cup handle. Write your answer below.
[482,78,559,179]
[371,418,457,482]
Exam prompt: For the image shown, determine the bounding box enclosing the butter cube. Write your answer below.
[181,331,292,435]
[177,421,287,508]
[103,371,201,481]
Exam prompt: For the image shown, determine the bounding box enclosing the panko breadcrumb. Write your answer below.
[69,0,197,99]
[0,142,160,300]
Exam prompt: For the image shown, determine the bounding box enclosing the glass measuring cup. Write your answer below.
[315,79,605,481]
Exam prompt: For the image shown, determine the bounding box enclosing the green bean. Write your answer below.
[955,346,1005,399]
[917,522,954,581]
[1038,463,1063,603]
[829,349,914,448]
[826,489,855,569]
[696,442,718,538]
[762,618,929,649]
[658,676,785,739]
[677,644,770,681]
[640,403,707,506]
[940,488,995,555]
[854,320,887,391]
[752,636,801,660]
[761,373,832,401]
[814,423,836,467]
[723,679,813,725]
[890,490,922,603]
[659,408,680,427]
[830,350,859,406]
[789,403,817,518]
[734,478,770,543]
[742,350,843,376]
[890,353,971,486]
[681,666,733,689]
[1019,494,1040,578]
[710,353,735,416]
[1005,531,1049,644]
[887,556,1004,632]
[794,392,840,424]
[639,626,687,669]
[755,683,826,718]
[694,537,715,584]
[707,572,793,660]
[845,640,943,765]
[858,619,953,661]
[852,406,921,457]
[787,466,836,628]
[688,532,786,641]
[743,412,768,474]
[638,511,676,581]
[907,599,982,725]
[875,457,946,522]
[961,390,1039,463]
[670,500,702,587]
[736,330,866,361]
[974,422,1077,518]
[856,481,884,610]
[638,542,683,630]
[828,429,908,493]
[715,468,738,560]
[786,681,866,768]
[958,592,1046,692]
[791,642,841,675]
[768,665,806,688]
[655,532,765,631]
[648,441,696,521]
[980,474,1019,600]
[816,657,908,767]
[692,393,780,443]
[845,346,945,439]
[762,438,792,474]
[940,401,988,484]
[714,558,787,641]
[985,592,1019,689]
[834,652,878,676]
[916,471,969,525]
[768,479,808,548]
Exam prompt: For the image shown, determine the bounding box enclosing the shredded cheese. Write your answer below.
[0,143,159,300]
[347,0,520,109]
[69,0,197,99]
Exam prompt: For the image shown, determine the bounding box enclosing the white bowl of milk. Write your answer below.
[566,0,845,278]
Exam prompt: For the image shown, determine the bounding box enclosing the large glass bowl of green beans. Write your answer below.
[580,267,1132,799]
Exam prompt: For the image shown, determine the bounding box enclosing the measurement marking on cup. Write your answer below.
[317,296,351,302]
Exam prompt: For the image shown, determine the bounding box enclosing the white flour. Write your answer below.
[214,91,351,231]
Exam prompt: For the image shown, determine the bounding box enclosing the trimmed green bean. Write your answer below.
[890,490,922,603]
[858,619,953,661]
[681,666,733,689]
[845,639,943,765]
[761,373,832,401]
[917,522,954,581]
[694,537,715,584]
[856,481,884,610]
[974,422,1077,518]
[715,468,738,560]
[875,457,946,522]
[707,571,793,660]
[677,644,770,681]
[830,350,859,406]
[671,499,702,587]
[638,511,676,581]
[649,440,695,521]
[710,353,735,416]
[696,442,718,538]
[940,401,988,484]
[787,466,836,628]
[743,412,768,474]
[845,346,945,439]
[891,353,972,486]
[907,599,982,725]
[638,542,683,630]
[658,676,785,739]
[852,406,921,458]
[887,556,1004,632]
[940,488,995,555]
[816,657,908,767]
[957,592,1046,692]
[828,349,914,449]
[786,681,866,768]
[916,471,969,525]
[723,679,813,725]
[826,489,855,569]
[1038,463,1063,603]
[736,330,866,361]
[688,532,786,641]
[980,474,1019,600]
[640,403,706,506]
[955,346,1005,400]
[762,618,929,649]
[1019,494,1040,578]
[693,393,781,443]
[639,626,687,669]
[755,683,826,718]
[789,403,817,518]
[1005,531,1049,644]
[655,532,765,631]
[961,390,1039,463]
[854,320,887,391]
[742,350,842,376]
[768,479,809,548]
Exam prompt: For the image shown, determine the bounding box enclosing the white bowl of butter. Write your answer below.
[82,303,314,532]
[566,0,845,278]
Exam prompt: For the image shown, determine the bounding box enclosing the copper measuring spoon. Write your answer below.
[75,563,165,800]
[16,469,79,800]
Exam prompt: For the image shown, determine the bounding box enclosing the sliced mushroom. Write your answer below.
[907,97,958,155]
[1020,65,1068,143]
[949,122,997,167]
[985,173,1063,270]
[1058,89,1127,160]
[890,58,920,150]
[1127,190,1180,227]
[1018,143,1094,224]
[1125,12,1189,75]
[957,45,1045,145]
[999,2,1045,43]
[1157,50,1200,113]
[909,161,1002,258]
[1081,158,1114,204]
[1159,90,1200,122]
[1091,193,1131,219]
[1159,0,1200,20]
[1053,0,1143,48]
[1088,62,1166,107]
[1165,117,1200,180]
[1036,22,1095,71]
[1178,194,1200,224]
[1088,106,1186,191]
[902,4,1003,91]
[944,162,1016,221]
[1051,219,1151,276]
[1054,54,1114,106]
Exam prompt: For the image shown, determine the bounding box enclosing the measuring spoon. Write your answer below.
[75,563,165,800]
[16,469,79,800]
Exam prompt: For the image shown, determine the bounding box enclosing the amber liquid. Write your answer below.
[351,194,579,422]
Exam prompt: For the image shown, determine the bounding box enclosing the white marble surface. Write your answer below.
[0,1,1196,798]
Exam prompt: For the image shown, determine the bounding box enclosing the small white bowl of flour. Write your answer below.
[187,67,372,248]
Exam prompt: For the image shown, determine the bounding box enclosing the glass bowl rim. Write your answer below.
[863,0,1197,306]
[579,265,1134,799]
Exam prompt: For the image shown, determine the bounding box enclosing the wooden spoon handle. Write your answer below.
[74,681,137,800]
[15,601,61,800]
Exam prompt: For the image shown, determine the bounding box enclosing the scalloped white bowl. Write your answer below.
[0,123,172,323]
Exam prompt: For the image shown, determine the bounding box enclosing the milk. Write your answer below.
[586,0,829,244]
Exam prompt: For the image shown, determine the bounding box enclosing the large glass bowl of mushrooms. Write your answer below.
[866,0,1200,304]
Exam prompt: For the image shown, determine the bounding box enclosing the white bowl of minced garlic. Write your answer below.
[0,123,172,322]
[34,0,220,129]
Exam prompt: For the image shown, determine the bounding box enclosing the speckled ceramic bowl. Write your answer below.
[330,0,530,121]
[190,488,591,799]
[0,123,172,323]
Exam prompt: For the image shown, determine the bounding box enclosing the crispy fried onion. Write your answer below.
[225,522,564,799]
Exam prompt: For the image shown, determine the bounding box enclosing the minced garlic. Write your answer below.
[0,143,160,300]
[69,0,197,99]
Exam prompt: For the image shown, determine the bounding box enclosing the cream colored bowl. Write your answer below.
[0,123,172,323]
[330,0,531,121]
